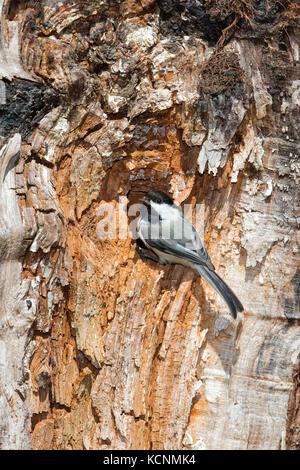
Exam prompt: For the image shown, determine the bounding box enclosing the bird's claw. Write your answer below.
[135,246,163,265]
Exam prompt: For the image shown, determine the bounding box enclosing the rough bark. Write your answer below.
[0,0,299,450]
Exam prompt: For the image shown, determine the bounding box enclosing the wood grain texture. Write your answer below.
[0,0,299,450]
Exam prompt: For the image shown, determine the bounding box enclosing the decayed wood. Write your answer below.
[286,354,300,449]
[0,0,299,450]
[0,134,38,449]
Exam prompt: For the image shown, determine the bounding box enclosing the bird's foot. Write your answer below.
[135,246,165,265]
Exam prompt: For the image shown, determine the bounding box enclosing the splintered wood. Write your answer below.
[0,0,299,450]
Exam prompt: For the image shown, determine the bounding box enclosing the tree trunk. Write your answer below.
[0,0,299,450]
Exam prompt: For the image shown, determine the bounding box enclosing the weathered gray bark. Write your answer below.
[0,134,38,449]
[0,0,299,450]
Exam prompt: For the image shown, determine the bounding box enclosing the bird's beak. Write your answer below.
[141,195,148,204]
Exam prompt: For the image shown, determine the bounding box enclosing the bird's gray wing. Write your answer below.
[140,211,215,270]
[179,215,214,268]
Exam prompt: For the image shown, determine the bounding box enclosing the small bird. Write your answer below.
[136,190,243,318]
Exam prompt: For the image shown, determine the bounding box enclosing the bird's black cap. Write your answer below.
[143,190,174,205]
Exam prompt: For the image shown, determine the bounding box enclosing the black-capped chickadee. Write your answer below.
[136,190,243,318]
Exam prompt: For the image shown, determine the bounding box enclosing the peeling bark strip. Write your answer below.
[0,0,299,450]
[286,353,300,450]
[0,134,38,449]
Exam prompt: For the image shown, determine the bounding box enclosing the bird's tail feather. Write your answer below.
[195,265,243,318]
